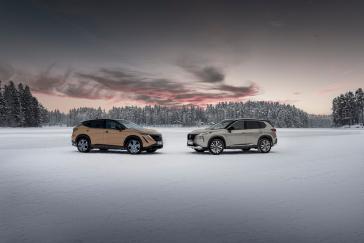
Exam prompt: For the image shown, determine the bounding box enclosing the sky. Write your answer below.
[1,0,363,114]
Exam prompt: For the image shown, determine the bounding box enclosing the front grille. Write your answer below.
[150,134,162,141]
[187,134,196,140]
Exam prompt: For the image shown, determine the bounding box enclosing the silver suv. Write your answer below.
[187,118,277,155]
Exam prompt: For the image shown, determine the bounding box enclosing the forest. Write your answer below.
[332,88,364,126]
[0,81,335,128]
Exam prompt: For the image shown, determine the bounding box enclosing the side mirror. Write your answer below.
[227,127,234,132]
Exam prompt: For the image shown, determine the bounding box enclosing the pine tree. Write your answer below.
[23,86,36,126]
[3,81,21,127]
[38,104,49,125]
[29,96,40,127]
[17,83,27,126]
[355,88,364,125]
[0,81,7,126]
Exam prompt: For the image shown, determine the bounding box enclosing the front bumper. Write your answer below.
[72,140,76,146]
[187,137,207,149]
[146,140,163,149]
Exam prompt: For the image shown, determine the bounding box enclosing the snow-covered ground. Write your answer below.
[1,127,364,243]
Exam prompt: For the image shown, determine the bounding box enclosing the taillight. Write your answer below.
[271,128,276,132]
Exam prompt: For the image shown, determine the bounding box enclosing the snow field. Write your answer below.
[0,127,363,243]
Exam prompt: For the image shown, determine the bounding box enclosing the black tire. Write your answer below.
[77,137,91,153]
[126,138,142,154]
[258,138,272,153]
[242,148,251,152]
[194,148,205,153]
[208,138,224,155]
[146,148,157,153]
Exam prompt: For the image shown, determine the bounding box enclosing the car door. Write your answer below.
[225,120,248,146]
[244,121,263,145]
[86,119,106,145]
[104,120,126,146]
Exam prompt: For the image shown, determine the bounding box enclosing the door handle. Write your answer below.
[105,130,109,133]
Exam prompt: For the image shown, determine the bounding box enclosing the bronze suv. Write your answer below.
[72,119,163,154]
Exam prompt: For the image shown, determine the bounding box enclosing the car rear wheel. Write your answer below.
[258,138,271,153]
[208,138,224,155]
[77,137,90,153]
[126,138,142,154]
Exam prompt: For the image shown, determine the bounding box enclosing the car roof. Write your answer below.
[224,118,273,124]
[223,118,266,121]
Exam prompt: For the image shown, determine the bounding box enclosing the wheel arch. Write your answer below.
[124,135,143,148]
[258,135,273,144]
[76,134,91,144]
[208,136,226,148]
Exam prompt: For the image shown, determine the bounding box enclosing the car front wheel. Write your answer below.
[258,138,272,153]
[77,138,90,153]
[126,138,142,154]
[208,138,224,155]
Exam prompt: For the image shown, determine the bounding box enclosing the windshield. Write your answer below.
[209,120,234,129]
[117,120,143,129]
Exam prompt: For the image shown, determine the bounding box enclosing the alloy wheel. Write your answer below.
[259,138,271,153]
[209,139,224,155]
[127,139,141,154]
[77,138,89,152]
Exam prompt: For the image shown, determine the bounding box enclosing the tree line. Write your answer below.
[332,88,364,126]
[0,81,47,127]
[0,81,334,128]
[48,101,331,128]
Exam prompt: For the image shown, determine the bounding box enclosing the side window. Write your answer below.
[230,120,244,130]
[83,121,92,127]
[245,121,261,129]
[106,120,121,129]
[90,120,105,129]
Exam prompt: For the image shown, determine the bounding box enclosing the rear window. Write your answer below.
[259,121,266,128]
[82,120,104,128]
[245,121,266,129]
[263,120,274,127]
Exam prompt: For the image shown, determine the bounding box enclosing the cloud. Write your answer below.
[30,64,71,95]
[28,65,259,106]
[0,62,15,81]
[317,81,350,95]
[178,62,225,83]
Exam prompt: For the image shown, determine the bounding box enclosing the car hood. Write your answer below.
[129,128,161,135]
[189,128,225,135]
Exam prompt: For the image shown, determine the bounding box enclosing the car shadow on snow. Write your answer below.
[72,149,164,155]
[188,150,278,155]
